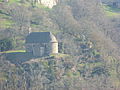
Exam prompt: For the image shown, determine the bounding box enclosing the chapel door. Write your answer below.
[39,47,45,56]
[33,45,45,57]
[33,45,41,56]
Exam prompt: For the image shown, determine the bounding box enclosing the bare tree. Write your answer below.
[9,4,31,32]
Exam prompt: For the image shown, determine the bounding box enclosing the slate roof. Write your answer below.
[26,32,58,43]
[101,0,120,3]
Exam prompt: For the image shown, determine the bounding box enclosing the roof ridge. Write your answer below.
[26,32,58,43]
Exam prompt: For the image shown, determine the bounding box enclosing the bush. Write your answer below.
[0,38,14,52]
[91,66,110,77]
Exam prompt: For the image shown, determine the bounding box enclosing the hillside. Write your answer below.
[0,0,120,90]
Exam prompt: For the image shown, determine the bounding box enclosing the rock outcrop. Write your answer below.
[40,0,58,8]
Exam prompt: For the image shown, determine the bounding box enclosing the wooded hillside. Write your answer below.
[0,0,120,90]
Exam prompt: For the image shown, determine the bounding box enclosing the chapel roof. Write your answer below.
[26,32,58,43]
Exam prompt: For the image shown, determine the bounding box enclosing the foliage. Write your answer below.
[0,0,120,90]
[0,38,14,52]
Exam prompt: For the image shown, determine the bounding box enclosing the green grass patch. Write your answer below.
[0,13,13,28]
[0,19,13,28]
[31,23,39,28]
[0,50,26,54]
[102,4,120,17]
[0,13,10,19]
[104,5,120,12]
[9,0,20,4]
[36,4,51,11]
[105,11,120,16]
